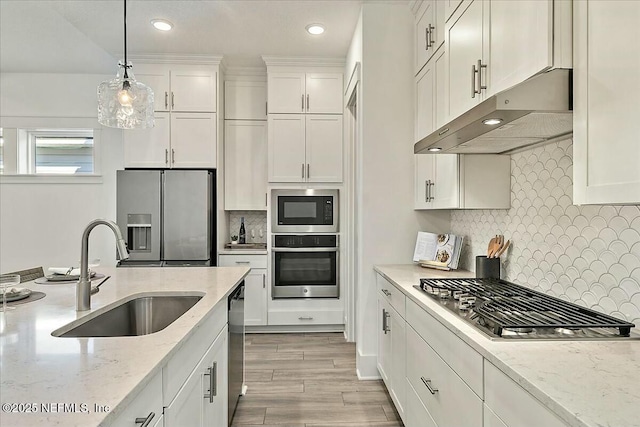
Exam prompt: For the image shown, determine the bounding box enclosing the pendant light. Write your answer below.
[98,0,154,129]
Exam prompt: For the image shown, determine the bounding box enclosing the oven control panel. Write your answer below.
[273,234,338,248]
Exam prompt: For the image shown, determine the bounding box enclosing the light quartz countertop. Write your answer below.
[0,266,249,427]
[374,264,640,427]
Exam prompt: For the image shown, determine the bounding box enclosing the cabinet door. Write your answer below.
[432,0,445,53]
[124,112,171,168]
[414,155,435,209]
[444,0,464,22]
[433,154,459,209]
[132,63,170,112]
[415,0,435,73]
[405,380,438,427]
[225,81,267,120]
[377,299,391,384]
[268,114,305,182]
[224,121,267,210]
[170,67,217,112]
[488,0,553,96]
[110,372,163,427]
[574,0,640,204]
[245,269,267,326]
[415,60,435,143]
[268,73,305,113]
[165,326,228,427]
[388,306,406,420]
[170,113,217,168]
[305,73,343,114]
[446,0,484,119]
[305,115,343,183]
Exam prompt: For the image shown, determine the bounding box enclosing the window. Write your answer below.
[0,127,99,178]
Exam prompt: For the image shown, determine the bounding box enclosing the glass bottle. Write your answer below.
[239,217,246,244]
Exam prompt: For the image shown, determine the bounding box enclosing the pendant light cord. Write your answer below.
[123,0,129,78]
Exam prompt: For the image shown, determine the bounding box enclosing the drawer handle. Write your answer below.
[421,377,439,395]
[381,289,392,297]
[135,412,155,427]
[235,261,251,264]
[204,362,217,402]
[299,316,314,320]
[382,309,391,334]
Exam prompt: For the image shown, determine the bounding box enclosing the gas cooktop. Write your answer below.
[415,278,637,340]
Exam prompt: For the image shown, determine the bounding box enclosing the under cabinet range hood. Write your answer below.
[415,69,573,155]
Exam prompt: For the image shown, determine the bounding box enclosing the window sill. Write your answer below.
[0,175,103,184]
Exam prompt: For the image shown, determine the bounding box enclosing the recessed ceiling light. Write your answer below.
[428,147,442,152]
[483,118,503,126]
[306,24,325,35]
[151,19,173,31]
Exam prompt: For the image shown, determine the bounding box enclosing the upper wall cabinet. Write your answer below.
[133,63,217,112]
[444,0,571,122]
[225,81,267,120]
[413,0,445,74]
[267,73,343,114]
[573,0,640,205]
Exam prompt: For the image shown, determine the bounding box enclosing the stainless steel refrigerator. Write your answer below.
[116,170,216,266]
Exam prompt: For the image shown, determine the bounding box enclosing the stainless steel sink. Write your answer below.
[53,294,203,338]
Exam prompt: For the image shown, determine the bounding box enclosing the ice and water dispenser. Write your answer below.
[126,214,152,252]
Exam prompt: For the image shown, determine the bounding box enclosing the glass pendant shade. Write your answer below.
[98,64,155,129]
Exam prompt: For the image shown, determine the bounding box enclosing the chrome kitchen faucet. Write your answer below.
[77,219,129,311]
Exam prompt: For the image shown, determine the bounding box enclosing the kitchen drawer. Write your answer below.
[406,326,482,427]
[404,379,437,427]
[110,371,162,427]
[406,298,483,397]
[268,309,344,325]
[163,299,227,406]
[484,361,568,427]
[377,274,406,318]
[219,254,268,269]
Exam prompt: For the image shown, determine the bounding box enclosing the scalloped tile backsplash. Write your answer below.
[450,138,640,328]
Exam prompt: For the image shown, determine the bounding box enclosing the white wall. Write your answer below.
[350,3,451,378]
[0,73,124,273]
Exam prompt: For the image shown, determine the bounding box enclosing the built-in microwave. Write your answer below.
[271,189,338,233]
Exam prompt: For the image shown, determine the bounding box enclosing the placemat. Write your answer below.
[7,291,46,306]
[34,273,105,285]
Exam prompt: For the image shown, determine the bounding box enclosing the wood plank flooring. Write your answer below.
[232,333,403,427]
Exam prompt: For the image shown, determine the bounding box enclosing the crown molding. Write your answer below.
[224,66,267,77]
[262,56,346,68]
[129,54,224,65]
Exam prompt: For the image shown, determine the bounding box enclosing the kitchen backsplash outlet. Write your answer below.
[229,211,267,243]
[451,138,640,328]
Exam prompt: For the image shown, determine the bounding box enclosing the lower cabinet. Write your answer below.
[110,372,163,427]
[405,379,437,427]
[164,326,228,427]
[377,297,406,421]
[219,254,268,326]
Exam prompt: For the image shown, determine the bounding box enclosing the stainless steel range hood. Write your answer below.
[414,69,572,155]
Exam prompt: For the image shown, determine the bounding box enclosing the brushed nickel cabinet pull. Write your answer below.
[428,24,435,47]
[472,64,478,98]
[204,362,217,402]
[307,163,310,179]
[165,149,169,165]
[306,94,310,111]
[302,163,305,179]
[171,92,175,109]
[382,289,392,297]
[235,261,250,264]
[263,274,266,288]
[382,308,390,334]
[301,94,304,111]
[265,101,268,115]
[425,180,430,202]
[421,376,439,394]
[299,316,313,320]
[429,181,435,201]
[135,412,155,427]
[164,92,168,109]
[478,59,487,92]
[425,27,429,51]
[171,149,175,165]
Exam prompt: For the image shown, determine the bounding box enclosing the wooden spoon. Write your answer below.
[495,240,511,258]
[489,235,504,258]
[487,236,497,257]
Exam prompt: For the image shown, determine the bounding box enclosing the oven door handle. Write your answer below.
[271,247,338,253]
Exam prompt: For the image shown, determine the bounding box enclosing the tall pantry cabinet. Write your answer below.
[264,57,344,183]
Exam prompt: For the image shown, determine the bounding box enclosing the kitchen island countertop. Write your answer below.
[0,266,249,427]
[374,264,640,427]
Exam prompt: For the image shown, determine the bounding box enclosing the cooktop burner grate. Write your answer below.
[418,278,635,337]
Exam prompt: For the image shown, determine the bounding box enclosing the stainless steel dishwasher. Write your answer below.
[228,282,244,426]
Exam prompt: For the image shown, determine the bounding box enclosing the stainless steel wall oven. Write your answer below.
[271,235,339,298]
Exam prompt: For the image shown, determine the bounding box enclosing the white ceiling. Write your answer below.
[0,0,365,74]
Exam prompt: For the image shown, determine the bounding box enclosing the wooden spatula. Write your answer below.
[495,240,511,258]
[489,235,503,258]
[487,236,497,257]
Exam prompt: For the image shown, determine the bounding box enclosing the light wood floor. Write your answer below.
[232,332,403,427]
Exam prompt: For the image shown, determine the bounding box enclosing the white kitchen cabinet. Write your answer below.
[225,81,267,120]
[415,154,510,210]
[445,0,570,121]
[484,361,568,427]
[267,72,343,114]
[406,325,482,427]
[134,63,217,112]
[125,112,216,168]
[413,0,445,74]
[268,114,342,183]
[405,379,438,427]
[224,121,267,210]
[444,0,463,22]
[415,59,435,142]
[110,372,163,427]
[219,255,268,326]
[165,326,228,427]
[377,289,406,422]
[573,0,640,205]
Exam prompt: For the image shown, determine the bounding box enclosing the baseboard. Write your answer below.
[356,350,380,379]
[246,324,345,334]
